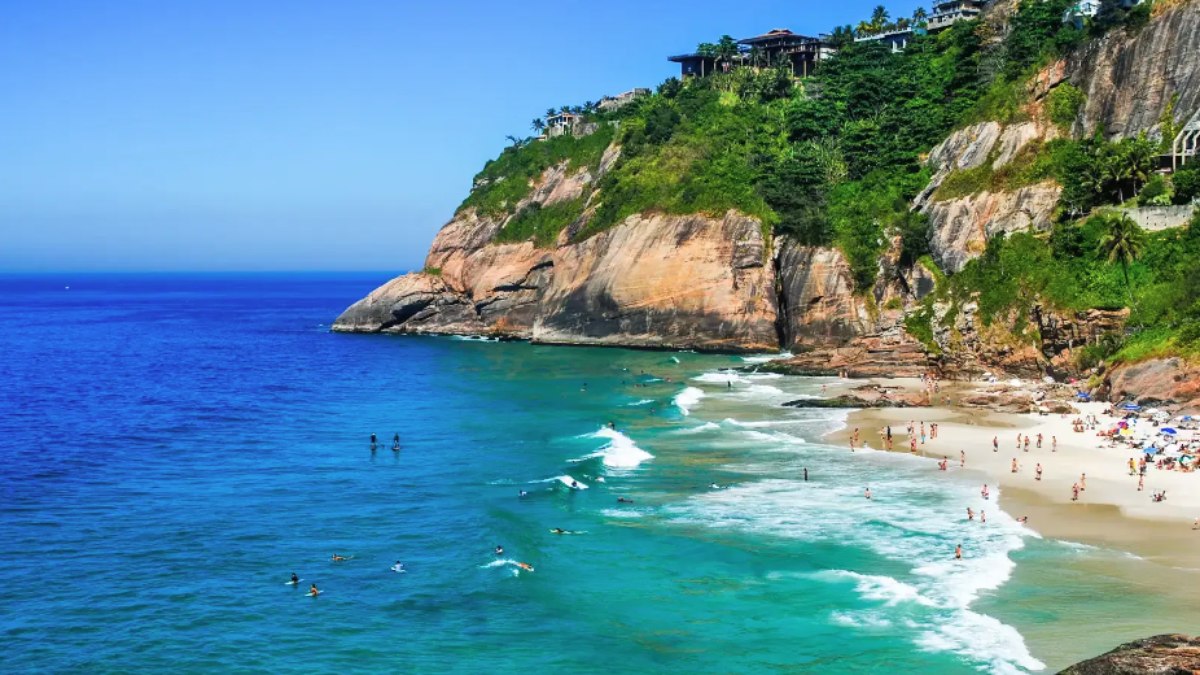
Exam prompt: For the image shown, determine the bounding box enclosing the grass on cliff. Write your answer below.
[459,125,614,218]
[493,197,585,248]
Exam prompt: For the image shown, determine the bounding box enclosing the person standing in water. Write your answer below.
[370,433,377,448]
[392,433,400,451]
[864,487,872,500]
[955,544,963,560]
[803,468,808,482]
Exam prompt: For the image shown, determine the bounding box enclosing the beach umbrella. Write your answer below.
[1143,446,1158,454]
[1161,428,1177,435]
[1122,403,1141,411]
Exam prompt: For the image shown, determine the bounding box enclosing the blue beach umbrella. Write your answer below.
[1160,428,1177,435]
[1122,403,1141,411]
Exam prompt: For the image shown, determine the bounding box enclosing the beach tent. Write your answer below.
[1076,392,1091,401]
[1122,403,1141,411]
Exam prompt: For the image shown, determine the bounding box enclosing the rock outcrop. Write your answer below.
[1067,2,1200,141]
[774,240,870,344]
[1059,634,1200,674]
[924,182,1061,273]
[1099,358,1200,413]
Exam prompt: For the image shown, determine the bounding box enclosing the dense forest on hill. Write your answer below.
[457,0,1199,363]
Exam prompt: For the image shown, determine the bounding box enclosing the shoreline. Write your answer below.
[822,378,1200,571]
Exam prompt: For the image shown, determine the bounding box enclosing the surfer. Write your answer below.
[391,561,405,573]
[392,432,400,451]
[495,545,504,556]
[617,497,634,504]
[516,562,534,572]
[309,584,320,597]
[290,572,299,585]
[331,554,347,562]
[519,490,528,498]
[550,528,572,535]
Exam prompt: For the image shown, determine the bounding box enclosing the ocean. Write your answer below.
[0,273,1192,673]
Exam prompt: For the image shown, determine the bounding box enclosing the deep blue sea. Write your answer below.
[1,274,1192,673]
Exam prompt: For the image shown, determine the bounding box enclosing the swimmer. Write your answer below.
[495,545,504,556]
[331,554,347,562]
[955,544,963,560]
[519,490,528,498]
[550,528,571,535]
[966,507,974,521]
[981,510,986,523]
[309,584,320,597]
[709,483,722,490]
[516,562,534,572]
[617,497,635,504]
[1017,516,1028,524]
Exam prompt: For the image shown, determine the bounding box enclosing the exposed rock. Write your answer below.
[1102,358,1200,413]
[782,392,929,409]
[1067,1,1200,140]
[764,331,932,379]
[1059,634,1200,675]
[775,239,870,347]
[928,121,1002,173]
[993,121,1057,168]
[925,182,1061,273]
[531,210,779,352]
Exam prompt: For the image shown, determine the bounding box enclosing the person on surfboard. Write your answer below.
[309,584,320,596]
[290,572,299,584]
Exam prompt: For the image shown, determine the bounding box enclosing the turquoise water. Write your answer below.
[0,274,1192,673]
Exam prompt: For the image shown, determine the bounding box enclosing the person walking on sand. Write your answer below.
[1035,463,1043,481]
[960,450,966,468]
[1138,474,1145,491]
[993,436,999,452]
[1071,483,1080,502]
[1011,458,1019,473]
[1052,436,1057,452]
[910,437,917,454]
[1016,434,1022,451]
[1128,458,1137,476]
[1080,473,1087,491]
[1024,436,1030,452]
[1036,433,1043,449]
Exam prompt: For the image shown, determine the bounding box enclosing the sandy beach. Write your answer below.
[825,378,1200,571]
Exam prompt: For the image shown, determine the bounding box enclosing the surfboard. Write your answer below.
[305,591,320,597]
[516,563,534,572]
[285,579,302,585]
[390,566,406,573]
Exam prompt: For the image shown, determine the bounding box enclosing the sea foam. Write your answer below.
[576,427,654,469]
[673,387,705,415]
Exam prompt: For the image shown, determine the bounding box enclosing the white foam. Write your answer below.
[626,398,654,407]
[693,370,743,384]
[600,508,644,519]
[673,387,705,415]
[672,421,721,435]
[741,351,792,364]
[577,427,654,469]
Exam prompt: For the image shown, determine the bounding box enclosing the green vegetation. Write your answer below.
[494,198,585,247]
[422,266,442,276]
[459,124,613,218]
[1173,167,1200,205]
[1047,83,1086,130]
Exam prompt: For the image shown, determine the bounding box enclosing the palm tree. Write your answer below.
[856,20,874,36]
[1096,212,1146,305]
[913,7,928,23]
[505,134,522,148]
[715,34,739,72]
[545,107,556,119]
[531,118,545,134]
[870,5,890,32]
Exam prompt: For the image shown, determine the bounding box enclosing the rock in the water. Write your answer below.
[1059,634,1200,675]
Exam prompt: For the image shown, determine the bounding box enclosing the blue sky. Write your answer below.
[1,0,923,272]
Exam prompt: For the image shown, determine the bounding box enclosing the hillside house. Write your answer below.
[598,88,650,112]
[927,0,988,31]
[545,112,579,138]
[1171,107,1200,171]
[1064,0,1142,25]
[738,29,828,78]
[667,52,718,78]
[854,27,917,52]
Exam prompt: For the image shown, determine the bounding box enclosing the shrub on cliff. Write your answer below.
[1172,168,1200,205]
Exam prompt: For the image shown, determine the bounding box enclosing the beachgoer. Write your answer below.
[617,497,634,504]
[571,480,579,489]
[1128,458,1137,476]
[967,507,974,521]
[955,544,963,560]
[391,561,405,573]
[1071,484,1080,501]
[309,584,320,597]
[960,450,966,468]
[1011,458,1019,473]
[1035,463,1043,481]
[332,554,347,562]
[1080,473,1087,491]
[1193,518,1200,530]
[551,528,567,535]
[370,433,377,446]
[981,510,986,523]
[1036,433,1043,449]
[1017,516,1028,524]
[865,487,872,500]
[803,468,808,482]
[981,484,989,500]
[1052,436,1057,452]
[1137,475,1144,491]
[495,545,504,556]
[993,436,998,452]
[290,572,299,585]
[519,490,528,498]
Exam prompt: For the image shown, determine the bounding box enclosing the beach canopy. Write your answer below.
[1122,402,1141,411]
[1143,446,1158,454]
[1076,392,1091,400]
[1161,428,1177,434]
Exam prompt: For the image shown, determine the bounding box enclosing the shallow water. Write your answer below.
[0,274,1193,673]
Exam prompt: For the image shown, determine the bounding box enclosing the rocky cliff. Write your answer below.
[1059,634,1200,674]
[337,1,1199,383]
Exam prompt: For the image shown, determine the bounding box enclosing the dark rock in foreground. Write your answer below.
[1059,634,1200,674]
[783,393,928,409]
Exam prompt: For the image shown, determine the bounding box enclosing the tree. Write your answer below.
[544,107,556,119]
[870,5,890,32]
[856,20,874,36]
[715,34,740,71]
[913,7,928,23]
[1096,211,1146,304]
[530,118,545,134]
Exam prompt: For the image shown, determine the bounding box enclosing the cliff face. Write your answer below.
[1059,634,1200,674]
[1067,3,1200,140]
[334,155,784,351]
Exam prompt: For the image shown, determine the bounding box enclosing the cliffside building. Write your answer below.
[927,0,988,31]
[1172,107,1200,171]
[854,27,917,52]
[1063,0,1143,26]
[737,29,827,78]
[668,28,832,79]
[545,112,579,138]
[598,88,650,112]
